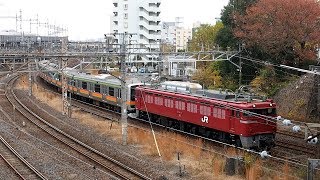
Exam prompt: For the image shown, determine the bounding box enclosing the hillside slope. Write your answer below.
[273,74,319,122]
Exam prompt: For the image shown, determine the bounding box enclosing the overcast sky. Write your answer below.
[0,0,229,40]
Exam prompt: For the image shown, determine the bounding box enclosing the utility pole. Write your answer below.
[238,44,242,87]
[105,32,135,146]
[28,62,32,96]
[61,37,70,116]
[120,33,128,146]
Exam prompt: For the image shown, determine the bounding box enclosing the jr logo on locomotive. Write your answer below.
[201,116,209,123]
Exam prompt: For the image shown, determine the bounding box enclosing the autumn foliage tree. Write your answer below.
[234,0,320,65]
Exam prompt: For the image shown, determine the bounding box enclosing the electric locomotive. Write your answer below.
[135,86,277,150]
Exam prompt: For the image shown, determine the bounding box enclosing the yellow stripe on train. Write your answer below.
[126,101,135,106]
[106,96,117,102]
[80,89,89,95]
[92,92,102,98]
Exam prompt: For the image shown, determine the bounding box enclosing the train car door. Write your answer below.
[229,110,237,132]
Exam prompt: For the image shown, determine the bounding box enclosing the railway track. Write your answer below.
[0,134,47,180]
[6,74,151,180]
[69,90,319,159]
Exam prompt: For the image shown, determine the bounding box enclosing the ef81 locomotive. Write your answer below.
[38,60,277,150]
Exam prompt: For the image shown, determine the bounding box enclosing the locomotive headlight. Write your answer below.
[270,103,273,107]
[252,104,256,108]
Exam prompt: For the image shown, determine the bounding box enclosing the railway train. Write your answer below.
[38,60,277,150]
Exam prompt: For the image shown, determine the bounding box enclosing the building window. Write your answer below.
[124,13,128,19]
[124,22,128,28]
[124,4,128,10]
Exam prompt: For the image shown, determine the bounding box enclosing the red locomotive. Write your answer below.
[135,86,277,150]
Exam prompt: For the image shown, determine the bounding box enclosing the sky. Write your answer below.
[0,0,229,40]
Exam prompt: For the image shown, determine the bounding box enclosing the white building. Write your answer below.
[175,27,192,51]
[160,20,192,52]
[111,0,161,62]
[161,22,176,45]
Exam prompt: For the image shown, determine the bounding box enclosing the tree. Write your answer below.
[234,0,320,65]
[216,0,258,49]
[192,65,222,89]
[189,23,223,52]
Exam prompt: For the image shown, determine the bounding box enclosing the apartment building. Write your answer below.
[175,27,192,51]
[161,21,192,52]
[111,0,161,62]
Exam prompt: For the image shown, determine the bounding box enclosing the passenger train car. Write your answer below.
[38,60,277,150]
[38,60,142,112]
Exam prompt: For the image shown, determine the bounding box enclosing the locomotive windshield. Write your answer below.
[243,108,276,116]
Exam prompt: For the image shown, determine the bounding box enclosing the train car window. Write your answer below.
[164,98,173,108]
[101,85,107,94]
[155,95,163,106]
[221,109,226,119]
[200,105,204,115]
[175,101,185,110]
[187,103,197,113]
[231,110,235,117]
[77,80,81,88]
[88,83,94,91]
[109,87,114,96]
[117,89,121,98]
[94,84,101,93]
[145,94,153,103]
[82,82,87,89]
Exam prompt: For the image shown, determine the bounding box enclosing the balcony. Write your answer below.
[139,19,161,31]
[139,10,160,23]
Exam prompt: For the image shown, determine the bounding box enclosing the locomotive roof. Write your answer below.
[136,86,275,108]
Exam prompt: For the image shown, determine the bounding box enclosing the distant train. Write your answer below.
[38,60,277,150]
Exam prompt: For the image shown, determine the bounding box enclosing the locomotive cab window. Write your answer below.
[243,108,276,116]
[94,84,101,93]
